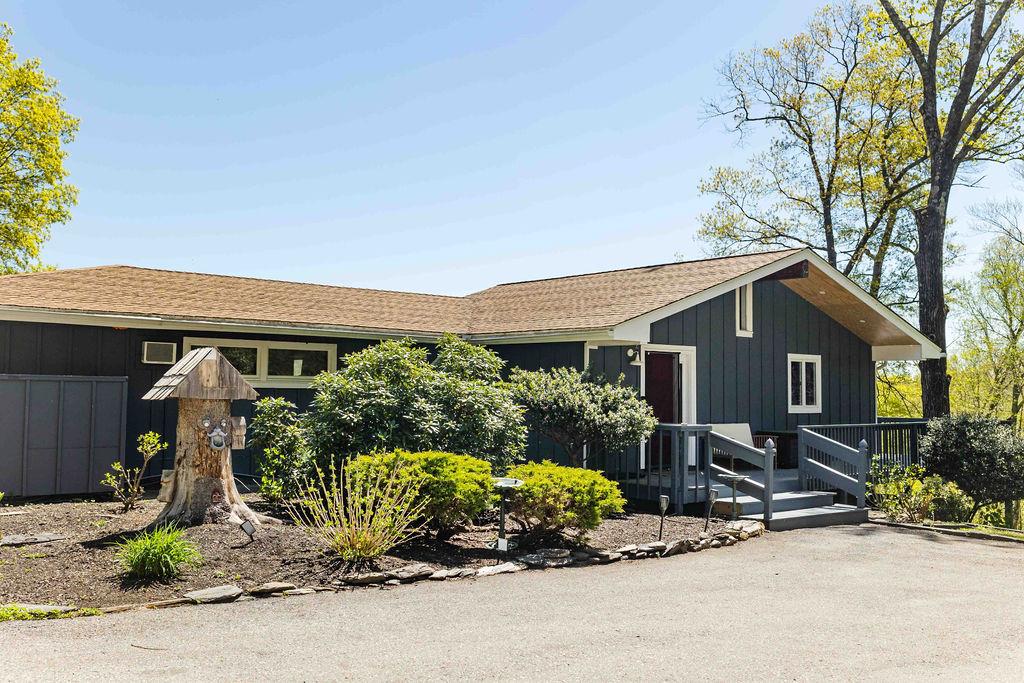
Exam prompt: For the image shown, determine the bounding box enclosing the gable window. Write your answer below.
[787,353,821,413]
[735,284,753,337]
[183,337,336,387]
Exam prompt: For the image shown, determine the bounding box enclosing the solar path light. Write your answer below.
[490,477,523,553]
[658,494,670,541]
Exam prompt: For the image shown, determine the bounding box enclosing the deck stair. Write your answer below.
[710,463,868,531]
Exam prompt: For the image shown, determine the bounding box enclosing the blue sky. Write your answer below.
[5,1,1002,295]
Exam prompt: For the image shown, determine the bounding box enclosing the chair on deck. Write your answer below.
[710,423,777,468]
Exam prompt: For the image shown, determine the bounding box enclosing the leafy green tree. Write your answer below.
[0,25,78,273]
[876,0,1024,417]
[701,2,927,310]
[304,334,526,470]
[953,236,1024,427]
[510,366,657,468]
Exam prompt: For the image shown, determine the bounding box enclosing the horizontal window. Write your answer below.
[787,353,821,414]
[268,347,329,378]
[142,341,177,365]
[183,337,337,387]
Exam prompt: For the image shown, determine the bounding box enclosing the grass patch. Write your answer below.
[0,605,102,622]
[115,526,202,582]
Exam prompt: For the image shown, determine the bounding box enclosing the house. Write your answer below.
[0,248,937,526]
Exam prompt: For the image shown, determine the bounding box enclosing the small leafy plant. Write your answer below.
[507,460,625,533]
[286,462,426,561]
[868,461,933,523]
[115,526,201,582]
[101,432,168,513]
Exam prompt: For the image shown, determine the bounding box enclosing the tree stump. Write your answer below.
[143,347,277,527]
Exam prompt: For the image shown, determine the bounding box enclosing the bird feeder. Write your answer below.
[143,346,273,527]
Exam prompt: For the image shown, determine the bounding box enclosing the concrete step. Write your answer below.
[747,504,868,531]
[712,490,835,516]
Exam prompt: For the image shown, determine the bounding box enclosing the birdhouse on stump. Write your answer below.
[143,347,274,527]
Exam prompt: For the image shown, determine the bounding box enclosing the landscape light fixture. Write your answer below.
[491,477,523,553]
[239,518,256,545]
[658,495,670,541]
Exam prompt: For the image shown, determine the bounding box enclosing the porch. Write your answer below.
[590,420,927,531]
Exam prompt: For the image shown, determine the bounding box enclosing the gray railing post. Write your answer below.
[857,439,868,509]
[703,431,712,503]
[797,428,806,490]
[670,427,681,511]
[763,439,775,527]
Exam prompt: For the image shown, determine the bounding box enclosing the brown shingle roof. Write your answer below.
[0,250,799,336]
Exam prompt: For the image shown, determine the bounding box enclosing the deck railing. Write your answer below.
[708,432,776,526]
[589,424,712,511]
[797,429,868,508]
[805,421,927,468]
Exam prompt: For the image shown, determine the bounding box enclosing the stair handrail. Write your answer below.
[798,427,868,508]
[709,431,774,525]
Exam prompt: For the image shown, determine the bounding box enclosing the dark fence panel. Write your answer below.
[0,375,127,497]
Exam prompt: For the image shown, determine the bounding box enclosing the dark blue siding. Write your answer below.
[653,280,875,431]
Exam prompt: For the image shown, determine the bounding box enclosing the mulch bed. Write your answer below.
[0,494,725,608]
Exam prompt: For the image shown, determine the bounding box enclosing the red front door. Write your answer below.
[645,351,678,469]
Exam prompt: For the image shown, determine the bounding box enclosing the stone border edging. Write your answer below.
[869,518,1024,545]
[60,519,762,617]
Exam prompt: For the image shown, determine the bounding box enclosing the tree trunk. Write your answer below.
[914,199,952,418]
[153,398,274,527]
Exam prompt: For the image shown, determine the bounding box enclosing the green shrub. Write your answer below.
[100,432,168,513]
[347,450,495,539]
[304,334,526,471]
[868,461,935,523]
[507,460,625,533]
[921,414,1024,517]
[115,526,202,582]
[249,397,311,502]
[286,462,426,561]
[927,477,975,522]
[510,367,657,467]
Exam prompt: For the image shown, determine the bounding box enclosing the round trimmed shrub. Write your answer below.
[346,450,496,539]
[507,460,625,533]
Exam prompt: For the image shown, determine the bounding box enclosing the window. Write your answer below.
[218,345,259,377]
[268,347,329,378]
[787,353,821,413]
[735,284,753,337]
[183,337,337,387]
[142,341,177,365]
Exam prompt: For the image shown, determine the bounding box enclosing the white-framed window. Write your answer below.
[787,353,822,414]
[183,337,337,388]
[735,283,753,337]
[142,341,177,365]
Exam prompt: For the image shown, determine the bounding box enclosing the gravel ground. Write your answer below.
[3,523,1021,681]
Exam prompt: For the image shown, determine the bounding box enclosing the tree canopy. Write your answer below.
[0,25,77,274]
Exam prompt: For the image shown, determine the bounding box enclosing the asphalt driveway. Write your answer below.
[4,523,1022,682]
